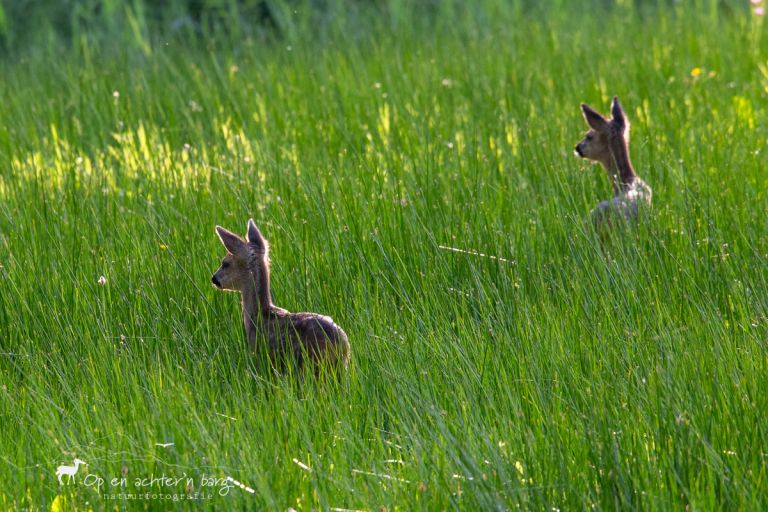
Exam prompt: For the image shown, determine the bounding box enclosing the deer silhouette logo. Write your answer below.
[55,458,86,485]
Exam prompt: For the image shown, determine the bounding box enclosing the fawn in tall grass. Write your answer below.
[212,219,350,372]
[574,96,652,227]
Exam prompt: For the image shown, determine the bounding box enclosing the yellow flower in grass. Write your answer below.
[51,495,67,512]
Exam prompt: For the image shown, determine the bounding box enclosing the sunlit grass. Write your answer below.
[1,1,767,509]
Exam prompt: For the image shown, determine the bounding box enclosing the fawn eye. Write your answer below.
[221,261,230,269]
[586,134,593,141]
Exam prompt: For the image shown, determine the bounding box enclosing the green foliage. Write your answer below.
[0,0,767,509]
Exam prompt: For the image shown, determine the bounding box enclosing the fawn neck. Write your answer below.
[240,267,273,340]
[600,136,636,195]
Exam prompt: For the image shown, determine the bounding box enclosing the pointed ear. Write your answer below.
[246,219,268,253]
[581,103,608,130]
[216,225,246,256]
[611,96,626,128]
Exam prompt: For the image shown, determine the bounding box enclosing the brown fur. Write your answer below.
[212,219,350,372]
[574,96,652,226]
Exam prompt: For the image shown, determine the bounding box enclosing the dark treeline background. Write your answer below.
[0,0,752,57]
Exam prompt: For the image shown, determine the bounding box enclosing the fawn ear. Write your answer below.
[246,219,268,253]
[581,103,608,130]
[611,96,626,129]
[216,225,246,256]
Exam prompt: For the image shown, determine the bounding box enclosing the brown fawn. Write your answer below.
[211,219,350,372]
[574,96,652,227]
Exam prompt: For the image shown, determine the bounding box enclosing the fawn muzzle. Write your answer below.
[211,275,222,288]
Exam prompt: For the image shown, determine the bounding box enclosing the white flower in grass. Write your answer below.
[98,275,107,285]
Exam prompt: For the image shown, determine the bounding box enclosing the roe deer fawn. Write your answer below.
[212,219,350,372]
[574,96,652,227]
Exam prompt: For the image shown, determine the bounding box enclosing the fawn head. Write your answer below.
[212,219,269,292]
[574,96,629,163]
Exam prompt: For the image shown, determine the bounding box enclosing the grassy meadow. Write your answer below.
[1,0,767,509]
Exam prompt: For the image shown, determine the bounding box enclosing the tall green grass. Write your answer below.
[1,1,767,509]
